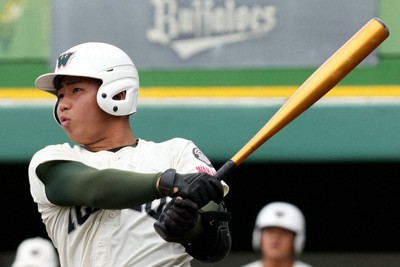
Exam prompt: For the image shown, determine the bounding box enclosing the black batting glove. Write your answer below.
[154,198,199,243]
[158,169,224,208]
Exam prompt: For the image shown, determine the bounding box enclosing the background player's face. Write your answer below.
[56,76,116,145]
[260,226,295,262]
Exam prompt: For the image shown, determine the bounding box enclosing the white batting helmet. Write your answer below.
[252,202,306,254]
[12,237,59,267]
[35,42,139,123]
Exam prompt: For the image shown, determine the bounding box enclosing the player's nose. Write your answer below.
[58,99,71,112]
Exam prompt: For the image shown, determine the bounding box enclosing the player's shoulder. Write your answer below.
[31,143,80,164]
[160,137,194,146]
[139,137,194,148]
[294,261,313,267]
[33,143,73,155]
[241,260,262,267]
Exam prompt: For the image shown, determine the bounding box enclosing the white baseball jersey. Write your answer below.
[28,138,229,267]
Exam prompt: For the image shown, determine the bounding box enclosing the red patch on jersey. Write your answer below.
[196,166,216,176]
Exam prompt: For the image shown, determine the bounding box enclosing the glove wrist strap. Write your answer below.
[158,169,176,197]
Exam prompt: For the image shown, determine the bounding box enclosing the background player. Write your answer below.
[242,202,312,267]
[28,42,231,266]
[11,237,59,267]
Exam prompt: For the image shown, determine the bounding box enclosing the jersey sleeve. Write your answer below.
[28,143,80,205]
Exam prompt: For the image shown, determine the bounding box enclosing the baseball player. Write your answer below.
[28,42,231,266]
[242,202,312,267]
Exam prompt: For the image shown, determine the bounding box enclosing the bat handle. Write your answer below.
[216,160,237,181]
[154,221,171,241]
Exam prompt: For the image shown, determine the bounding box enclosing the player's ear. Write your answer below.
[112,91,126,100]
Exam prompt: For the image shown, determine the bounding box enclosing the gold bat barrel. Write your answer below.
[231,18,389,166]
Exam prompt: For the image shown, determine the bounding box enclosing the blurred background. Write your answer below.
[1,0,400,266]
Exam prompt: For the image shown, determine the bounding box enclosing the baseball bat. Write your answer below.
[154,17,388,243]
[216,18,389,181]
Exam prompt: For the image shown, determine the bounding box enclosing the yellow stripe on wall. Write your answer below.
[1,85,400,99]
[140,85,400,97]
[0,88,54,99]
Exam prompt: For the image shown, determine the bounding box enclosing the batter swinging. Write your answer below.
[28,42,231,267]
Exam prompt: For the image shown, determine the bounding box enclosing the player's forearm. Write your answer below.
[36,160,161,209]
[75,168,161,209]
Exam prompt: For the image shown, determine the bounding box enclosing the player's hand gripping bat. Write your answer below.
[216,17,389,181]
[154,18,389,244]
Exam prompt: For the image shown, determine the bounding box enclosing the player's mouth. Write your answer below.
[59,116,71,126]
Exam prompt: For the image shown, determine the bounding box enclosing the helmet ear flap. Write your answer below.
[252,228,261,251]
[97,76,138,116]
[54,101,61,125]
[294,231,305,254]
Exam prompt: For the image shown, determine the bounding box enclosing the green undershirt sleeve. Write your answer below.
[36,160,162,209]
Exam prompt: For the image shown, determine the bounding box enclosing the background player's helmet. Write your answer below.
[35,42,139,123]
[252,202,306,255]
[11,237,59,267]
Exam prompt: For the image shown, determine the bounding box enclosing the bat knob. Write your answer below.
[154,221,171,241]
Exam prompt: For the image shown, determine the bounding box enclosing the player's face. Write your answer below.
[260,226,295,262]
[56,76,115,146]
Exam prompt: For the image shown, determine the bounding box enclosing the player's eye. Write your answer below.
[57,93,64,99]
[72,88,82,93]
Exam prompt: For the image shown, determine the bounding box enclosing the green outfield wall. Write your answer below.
[1,1,400,162]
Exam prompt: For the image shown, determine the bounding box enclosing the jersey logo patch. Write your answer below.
[193,147,212,167]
